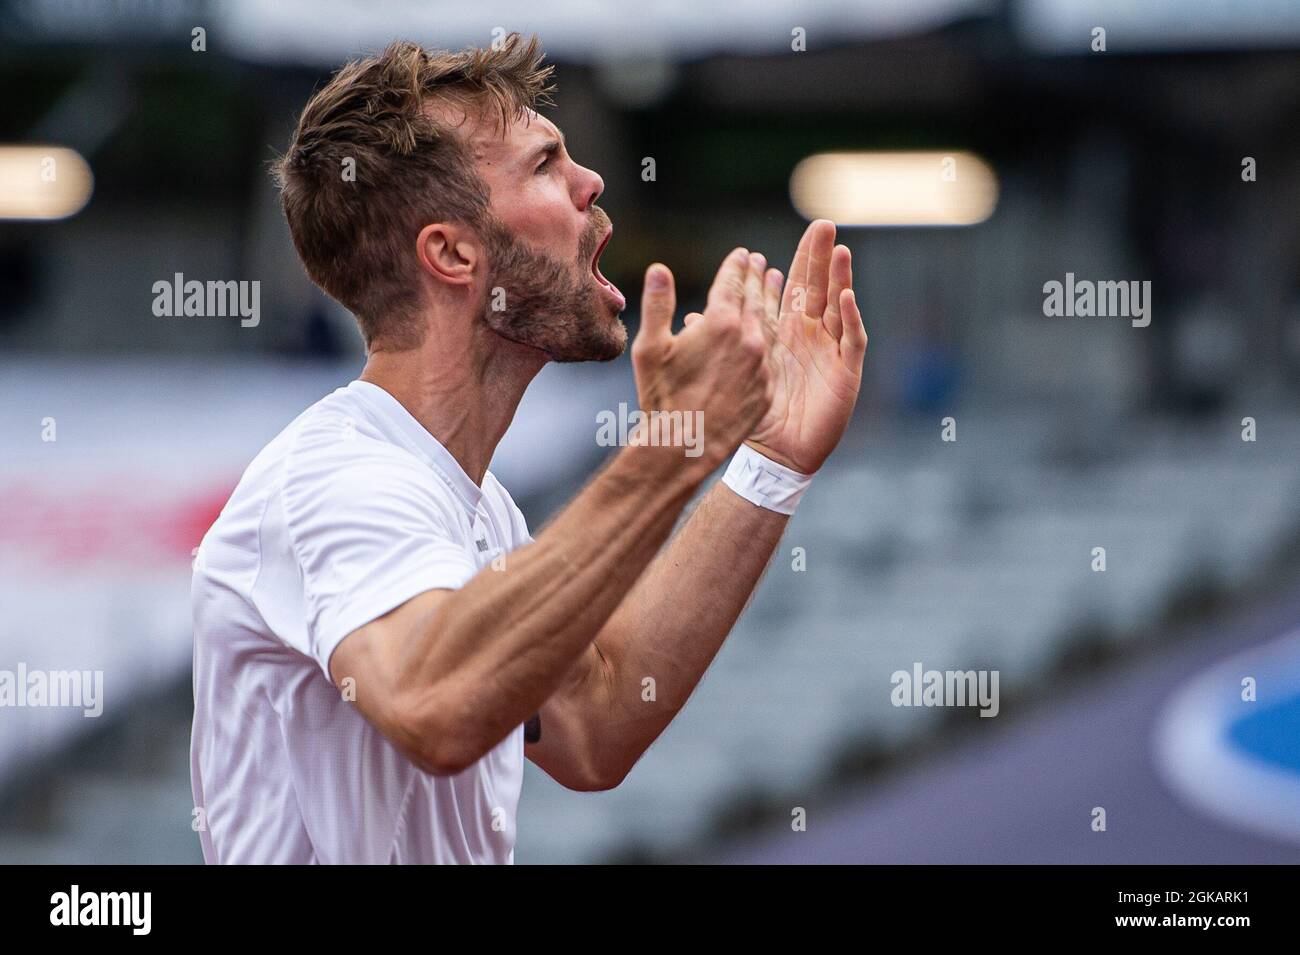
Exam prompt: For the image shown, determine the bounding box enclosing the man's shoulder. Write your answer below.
[219,386,432,518]
[481,471,531,543]
[285,390,415,465]
[481,470,522,514]
[282,395,449,505]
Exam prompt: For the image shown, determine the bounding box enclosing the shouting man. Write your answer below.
[189,34,866,863]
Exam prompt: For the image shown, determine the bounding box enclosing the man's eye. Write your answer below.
[534,157,551,174]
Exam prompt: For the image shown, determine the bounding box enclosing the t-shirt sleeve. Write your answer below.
[280,441,478,683]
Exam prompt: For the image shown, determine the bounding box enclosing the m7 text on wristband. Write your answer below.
[721,443,813,515]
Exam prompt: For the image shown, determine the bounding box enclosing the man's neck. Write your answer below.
[359,325,547,487]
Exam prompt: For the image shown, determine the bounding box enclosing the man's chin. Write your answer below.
[548,317,627,364]
[598,319,630,361]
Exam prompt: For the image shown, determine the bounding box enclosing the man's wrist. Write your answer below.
[616,439,708,499]
[721,443,814,515]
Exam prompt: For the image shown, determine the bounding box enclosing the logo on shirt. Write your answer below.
[475,538,490,553]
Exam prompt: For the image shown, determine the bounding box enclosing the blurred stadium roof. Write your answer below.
[1015,0,1300,53]
[8,0,995,63]
[7,0,1300,64]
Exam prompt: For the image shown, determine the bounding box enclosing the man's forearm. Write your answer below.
[396,442,706,765]
[586,477,790,774]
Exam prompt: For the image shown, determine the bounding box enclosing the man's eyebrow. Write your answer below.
[524,131,566,167]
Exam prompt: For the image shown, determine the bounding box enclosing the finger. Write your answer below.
[803,220,836,319]
[780,221,816,316]
[762,267,783,344]
[823,245,851,340]
[706,247,750,316]
[636,263,676,351]
[741,252,767,337]
[682,311,704,328]
[763,268,783,340]
[839,288,868,372]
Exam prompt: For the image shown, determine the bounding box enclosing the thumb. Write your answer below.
[636,263,676,350]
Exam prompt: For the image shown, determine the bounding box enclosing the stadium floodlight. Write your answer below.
[790,150,998,227]
[0,145,94,220]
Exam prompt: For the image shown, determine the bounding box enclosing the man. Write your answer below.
[189,33,866,864]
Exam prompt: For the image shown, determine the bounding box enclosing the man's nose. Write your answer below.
[577,166,604,211]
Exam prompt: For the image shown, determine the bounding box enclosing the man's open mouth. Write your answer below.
[590,229,626,310]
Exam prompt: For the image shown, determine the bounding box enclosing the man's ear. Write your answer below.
[416,223,478,287]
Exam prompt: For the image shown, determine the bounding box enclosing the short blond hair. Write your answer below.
[273,34,555,349]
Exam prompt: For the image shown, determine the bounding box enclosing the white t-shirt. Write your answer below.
[190,379,531,864]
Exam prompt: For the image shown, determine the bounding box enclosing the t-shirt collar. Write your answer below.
[347,379,484,514]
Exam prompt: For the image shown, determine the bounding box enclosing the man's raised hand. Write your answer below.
[745,219,868,475]
[630,248,781,475]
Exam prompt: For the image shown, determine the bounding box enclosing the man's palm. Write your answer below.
[747,219,868,474]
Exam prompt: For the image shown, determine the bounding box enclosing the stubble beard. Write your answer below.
[478,208,627,363]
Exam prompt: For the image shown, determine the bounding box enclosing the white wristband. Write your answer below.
[721,444,813,515]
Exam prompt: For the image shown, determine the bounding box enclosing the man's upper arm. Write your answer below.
[280,438,476,683]
[525,642,617,791]
[327,587,454,761]
[506,517,624,791]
